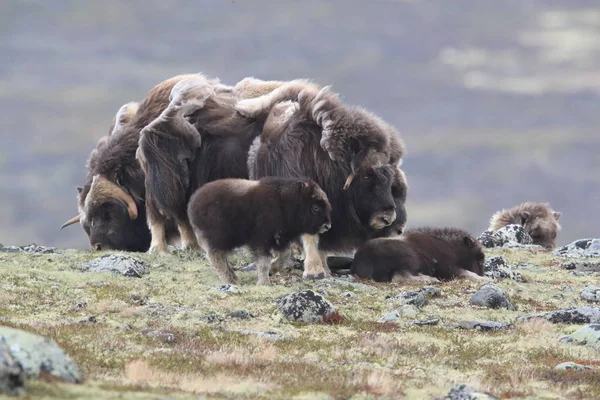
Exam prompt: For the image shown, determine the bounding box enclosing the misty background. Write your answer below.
[0,0,598,250]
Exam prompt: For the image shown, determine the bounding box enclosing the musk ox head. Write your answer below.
[377,166,408,237]
[296,179,332,235]
[347,164,398,232]
[460,235,486,276]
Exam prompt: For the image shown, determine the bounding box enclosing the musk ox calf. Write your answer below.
[488,202,562,249]
[351,227,488,283]
[237,80,408,280]
[187,177,332,285]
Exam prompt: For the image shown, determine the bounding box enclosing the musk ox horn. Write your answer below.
[86,175,138,220]
[343,174,355,190]
[60,215,81,230]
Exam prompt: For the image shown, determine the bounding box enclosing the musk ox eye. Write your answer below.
[312,205,320,213]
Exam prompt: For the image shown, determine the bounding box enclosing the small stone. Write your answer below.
[380,311,400,323]
[199,314,223,324]
[146,331,176,343]
[130,294,149,306]
[470,284,515,310]
[0,326,82,384]
[235,329,283,341]
[553,238,600,258]
[76,254,149,278]
[119,324,132,331]
[276,290,336,323]
[237,263,257,272]
[387,291,427,308]
[400,305,420,318]
[554,362,592,371]
[340,292,355,298]
[456,320,513,331]
[216,284,242,294]
[559,324,600,348]
[445,383,498,400]
[413,318,440,326]
[519,306,600,324]
[581,286,600,303]
[419,286,441,298]
[79,316,97,323]
[227,310,251,320]
[562,263,577,270]
[71,302,87,311]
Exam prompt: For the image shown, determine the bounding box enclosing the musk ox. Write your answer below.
[60,75,206,251]
[236,80,408,280]
[351,227,488,283]
[136,74,289,255]
[187,177,332,285]
[488,202,562,249]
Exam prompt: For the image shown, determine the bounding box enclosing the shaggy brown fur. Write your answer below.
[244,81,408,279]
[489,202,562,249]
[62,75,196,251]
[351,227,488,283]
[187,177,332,285]
[137,75,287,254]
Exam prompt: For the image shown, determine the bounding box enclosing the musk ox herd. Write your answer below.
[61,72,562,285]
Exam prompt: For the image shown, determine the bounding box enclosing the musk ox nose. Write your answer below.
[380,210,396,226]
[319,222,332,234]
[94,243,103,251]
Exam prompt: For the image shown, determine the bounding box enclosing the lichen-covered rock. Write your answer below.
[401,305,420,318]
[419,286,441,298]
[0,337,25,395]
[146,331,176,343]
[76,254,149,277]
[561,261,600,272]
[483,256,524,282]
[470,284,515,310]
[456,320,513,331]
[380,311,400,323]
[215,284,242,294]
[387,291,427,307]
[553,238,600,258]
[413,318,440,326]
[519,306,600,324]
[477,224,540,250]
[276,290,336,323]
[228,310,252,319]
[559,324,600,349]
[581,286,600,303]
[554,362,592,371]
[0,326,82,384]
[477,230,500,248]
[445,383,498,400]
[0,243,61,254]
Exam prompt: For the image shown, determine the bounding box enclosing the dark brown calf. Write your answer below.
[488,202,562,249]
[187,177,332,285]
[351,227,488,283]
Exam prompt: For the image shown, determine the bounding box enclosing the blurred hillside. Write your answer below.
[0,0,598,250]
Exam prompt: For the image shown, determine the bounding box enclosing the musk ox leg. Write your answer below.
[147,211,170,256]
[391,273,441,284]
[270,246,295,275]
[177,220,199,251]
[207,249,238,284]
[254,253,272,286]
[300,234,328,280]
[459,269,493,283]
[233,77,287,100]
[235,79,318,118]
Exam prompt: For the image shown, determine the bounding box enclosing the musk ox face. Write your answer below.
[299,180,332,235]
[460,236,486,276]
[349,165,397,231]
[83,198,150,252]
[524,214,561,250]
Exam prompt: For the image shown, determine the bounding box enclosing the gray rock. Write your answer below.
[477,225,539,250]
[227,310,252,319]
[76,254,149,277]
[216,284,242,294]
[413,318,440,326]
[553,238,600,258]
[380,311,400,323]
[401,305,420,318]
[518,306,600,324]
[0,243,61,254]
[581,286,600,303]
[320,277,376,291]
[237,263,257,272]
[387,291,427,308]
[483,256,524,282]
[559,324,600,348]
[0,337,25,395]
[340,291,355,298]
[470,284,515,310]
[276,290,336,323]
[456,320,513,331]
[445,383,497,400]
[477,230,500,248]
[0,326,82,383]
[146,331,176,343]
[554,362,592,371]
[419,286,441,298]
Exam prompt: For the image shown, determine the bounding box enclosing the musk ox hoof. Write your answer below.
[148,245,171,256]
[303,271,326,280]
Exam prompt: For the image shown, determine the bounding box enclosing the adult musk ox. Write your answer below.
[236,80,408,280]
[60,75,204,251]
[488,202,562,249]
[351,227,488,283]
[136,74,288,254]
[188,177,332,285]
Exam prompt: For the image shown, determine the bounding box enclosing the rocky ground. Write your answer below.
[1,237,600,399]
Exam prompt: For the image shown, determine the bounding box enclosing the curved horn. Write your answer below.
[343,174,355,190]
[60,215,81,230]
[86,175,138,220]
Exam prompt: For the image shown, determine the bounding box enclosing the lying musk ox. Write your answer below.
[137,75,289,254]
[351,227,488,283]
[187,177,332,285]
[60,75,205,251]
[488,202,562,249]
[237,80,408,279]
